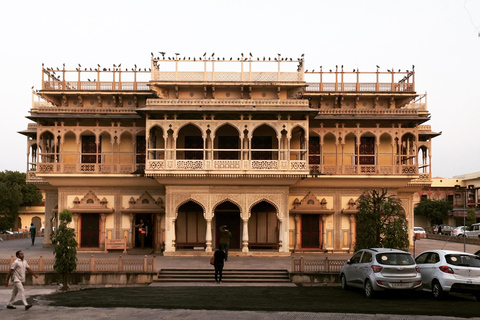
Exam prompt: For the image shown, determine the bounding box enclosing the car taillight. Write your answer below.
[439,266,454,274]
[415,266,420,273]
[371,265,383,273]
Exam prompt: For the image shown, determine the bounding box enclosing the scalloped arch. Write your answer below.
[175,198,206,219]
[248,198,279,219]
[212,198,243,216]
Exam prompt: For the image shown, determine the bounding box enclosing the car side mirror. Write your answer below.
[347,259,352,264]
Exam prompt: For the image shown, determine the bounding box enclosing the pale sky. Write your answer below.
[1,0,479,178]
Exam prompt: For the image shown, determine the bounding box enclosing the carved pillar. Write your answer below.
[321,215,327,251]
[163,217,176,253]
[72,213,80,247]
[205,219,212,252]
[349,214,356,253]
[294,214,301,251]
[100,213,107,250]
[43,189,58,247]
[155,213,162,252]
[242,218,249,252]
[129,213,135,248]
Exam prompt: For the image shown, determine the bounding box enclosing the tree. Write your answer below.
[355,188,409,251]
[414,198,453,225]
[54,209,77,290]
[466,208,477,227]
[0,171,43,230]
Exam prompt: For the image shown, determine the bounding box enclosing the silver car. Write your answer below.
[340,248,422,298]
[415,250,480,300]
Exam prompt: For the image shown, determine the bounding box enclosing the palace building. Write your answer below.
[19,53,439,255]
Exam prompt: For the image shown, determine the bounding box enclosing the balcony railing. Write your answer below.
[42,81,150,91]
[310,164,419,175]
[146,159,307,172]
[36,163,144,174]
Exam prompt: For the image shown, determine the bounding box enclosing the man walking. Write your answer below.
[5,251,38,310]
[29,223,36,246]
[136,220,146,249]
[219,225,232,261]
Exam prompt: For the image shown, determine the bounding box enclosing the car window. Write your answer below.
[426,253,440,263]
[415,252,430,264]
[350,251,363,264]
[445,254,480,267]
[360,251,372,263]
[376,253,415,265]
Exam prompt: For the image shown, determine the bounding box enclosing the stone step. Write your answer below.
[155,268,291,283]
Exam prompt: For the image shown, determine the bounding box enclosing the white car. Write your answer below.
[453,226,468,237]
[340,248,422,298]
[465,223,480,238]
[415,250,480,300]
[413,227,426,238]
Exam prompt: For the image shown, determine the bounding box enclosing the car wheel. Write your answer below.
[432,281,446,300]
[340,274,349,290]
[364,280,375,298]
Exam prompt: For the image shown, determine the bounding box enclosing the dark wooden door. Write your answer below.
[252,136,272,160]
[356,137,375,165]
[136,135,146,165]
[82,135,97,163]
[309,136,321,164]
[301,215,320,248]
[218,136,239,160]
[184,136,203,159]
[81,214,99,247]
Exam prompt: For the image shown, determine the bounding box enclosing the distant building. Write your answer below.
[19,54,439,254]
[16,190,45,234]
[414,173,480,228]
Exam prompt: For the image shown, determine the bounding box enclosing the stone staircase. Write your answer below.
[155,268,291,284]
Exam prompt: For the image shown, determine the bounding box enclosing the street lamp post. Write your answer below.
[455,184,466,252]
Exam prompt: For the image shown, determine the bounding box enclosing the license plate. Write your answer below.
[466,280,473,284]
[392,283,410,288]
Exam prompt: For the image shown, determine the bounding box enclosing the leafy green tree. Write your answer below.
[0,171,42,230]
[54,209,77,290]
[355,188,409,251]
[466,208,477,227]
[414,198,453,225]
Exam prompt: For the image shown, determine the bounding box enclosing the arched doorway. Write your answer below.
[249,202,278,249]
[176,201,206,249]
[31,216,41,236]
[214,202,241,249]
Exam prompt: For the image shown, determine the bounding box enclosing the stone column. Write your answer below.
[349,214,356,253]
[294,214,301,251]
[205,219,212,252]
[129,213,135,248]
[321,215,327,251]
[155,213,162,252]
[43,189,58,247]
[242,219,249,253]
[163,217,176,253]
[100,213,107,250]
[72,213,80,246]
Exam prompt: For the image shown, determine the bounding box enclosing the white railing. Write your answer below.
[1,255,156,273]
[153,70,301,82]
[146,159,308,172]
[291,257,348,273]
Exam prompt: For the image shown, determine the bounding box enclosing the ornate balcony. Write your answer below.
[146,159,307,173]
